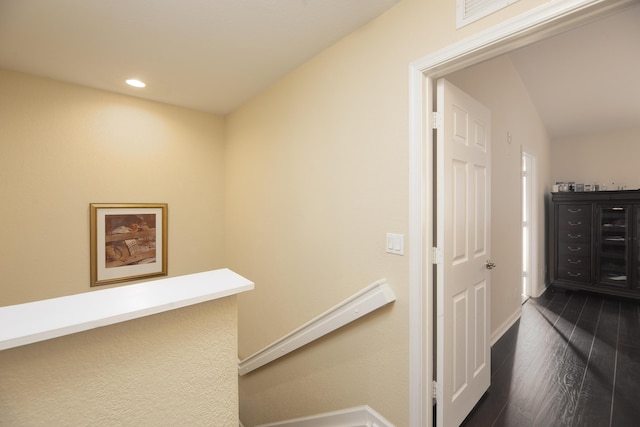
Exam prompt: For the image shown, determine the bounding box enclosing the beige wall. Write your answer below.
[225,0,548,425]
[0,69,231,425]
[0,69,226,306]
[0,296,239,426]
[551,127,640,190]
[447,54,552,334]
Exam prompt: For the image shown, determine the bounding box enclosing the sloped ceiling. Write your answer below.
[0,0,400,114]
[509,5,640,140]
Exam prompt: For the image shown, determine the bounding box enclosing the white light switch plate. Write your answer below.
[386,233,404,255]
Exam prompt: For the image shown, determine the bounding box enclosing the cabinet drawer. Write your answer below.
[558,204,591,221]
[558,243,590,256]
[557,255,590,270]
[557,266,591,283]
[557,220,590,234]
[557,230,590,244]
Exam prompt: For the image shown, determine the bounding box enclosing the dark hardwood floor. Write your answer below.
[460,287,640,427]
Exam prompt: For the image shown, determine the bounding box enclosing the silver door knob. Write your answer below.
[485,260,496,270]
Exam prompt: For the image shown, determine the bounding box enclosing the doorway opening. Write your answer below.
[522,151,537,302]
[408,1,635,425]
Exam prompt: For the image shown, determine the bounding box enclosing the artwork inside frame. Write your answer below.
[90,203,167,286]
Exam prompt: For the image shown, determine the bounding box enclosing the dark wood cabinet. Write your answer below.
[550,190,640,299]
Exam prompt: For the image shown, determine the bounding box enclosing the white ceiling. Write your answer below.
[508,4,640,139]
[0,0,400,114]
[0,0,638,139]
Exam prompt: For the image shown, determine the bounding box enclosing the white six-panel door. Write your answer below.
[436,78,492,427]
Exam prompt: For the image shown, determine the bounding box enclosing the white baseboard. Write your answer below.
[490,307,521,346]
[532,281,550,298]
[256,405,394,427]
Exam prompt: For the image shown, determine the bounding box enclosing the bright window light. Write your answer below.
[126,79,146,88]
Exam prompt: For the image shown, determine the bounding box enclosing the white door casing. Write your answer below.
[436,79,491,427]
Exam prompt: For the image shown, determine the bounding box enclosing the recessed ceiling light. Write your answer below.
[126,79,146,88]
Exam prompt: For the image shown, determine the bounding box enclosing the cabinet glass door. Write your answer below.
[597,205,630,287]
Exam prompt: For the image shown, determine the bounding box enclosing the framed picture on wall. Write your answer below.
[90,203,168,286]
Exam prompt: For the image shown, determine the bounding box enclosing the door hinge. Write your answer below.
[432,247,443,265]
[432,111,442,130]
[432,380,439,404]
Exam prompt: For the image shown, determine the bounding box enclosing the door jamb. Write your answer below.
[522,150,538,300]
[407,1,636,425]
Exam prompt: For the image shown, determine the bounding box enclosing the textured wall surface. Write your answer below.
[0,296,238,426]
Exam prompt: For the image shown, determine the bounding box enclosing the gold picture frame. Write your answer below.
[90,203,168,286]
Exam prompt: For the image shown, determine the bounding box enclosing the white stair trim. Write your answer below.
[238,279,395,375]
[0,268,254,350]
[256,405,394,427]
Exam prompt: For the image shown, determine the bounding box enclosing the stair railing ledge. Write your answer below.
[0,268,254,351]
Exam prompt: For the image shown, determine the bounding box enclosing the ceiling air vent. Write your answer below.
[457,0,520,28]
